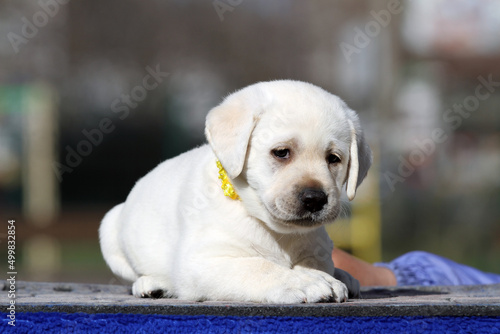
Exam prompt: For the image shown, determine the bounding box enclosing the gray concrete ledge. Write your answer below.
[2,281,500,317]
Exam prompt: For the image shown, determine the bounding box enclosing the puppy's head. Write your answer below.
[206,80,372,234]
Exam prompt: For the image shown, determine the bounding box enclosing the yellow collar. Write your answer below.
[216,160,240,200]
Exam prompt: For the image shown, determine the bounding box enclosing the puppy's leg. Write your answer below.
[289,229,358,300]
[181,257,349,303]
[292,256,354,302]
[99,204,138,282]
[293,255,360,299]
[132,276,173,298]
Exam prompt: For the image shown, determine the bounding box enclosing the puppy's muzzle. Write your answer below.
[299,188,328,213]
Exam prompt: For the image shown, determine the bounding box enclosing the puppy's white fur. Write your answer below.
[99,80,372,303]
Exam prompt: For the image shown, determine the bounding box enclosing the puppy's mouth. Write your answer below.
[285,209,339,227]
[283,216,325,228]
[266,200,339,228]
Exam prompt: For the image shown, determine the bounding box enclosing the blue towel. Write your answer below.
[2,312,499,333]
[375,251,500,286]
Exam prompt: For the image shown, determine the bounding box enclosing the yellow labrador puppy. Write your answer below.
[99,80,372,303]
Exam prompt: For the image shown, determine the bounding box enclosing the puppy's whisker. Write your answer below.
[337,200,351,220]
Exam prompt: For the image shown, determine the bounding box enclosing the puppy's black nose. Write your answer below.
[299,188,328,213]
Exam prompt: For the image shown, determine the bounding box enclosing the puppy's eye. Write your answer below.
[327,154,341,164]
[272,148,290,159]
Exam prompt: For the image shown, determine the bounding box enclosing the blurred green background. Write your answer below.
[1,0,499,284]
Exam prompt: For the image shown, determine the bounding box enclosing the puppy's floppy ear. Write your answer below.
[205,89,264,179]
[345,112,372,201]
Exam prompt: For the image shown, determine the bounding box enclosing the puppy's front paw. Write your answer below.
[266,269,348,304]
[132,276,170,299]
